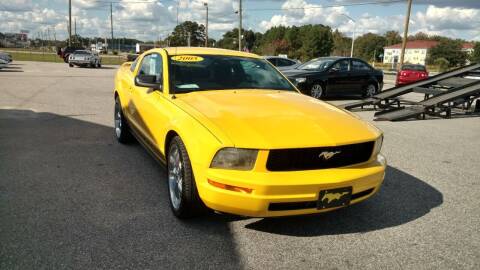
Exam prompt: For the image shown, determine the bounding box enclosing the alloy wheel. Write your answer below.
[168,144,183,211]
[114,100,122,138]
[366,84,376,97]
[311,84,323,99]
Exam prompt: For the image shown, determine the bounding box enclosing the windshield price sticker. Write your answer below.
[172,55,204,62]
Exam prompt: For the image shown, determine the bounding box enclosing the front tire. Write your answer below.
[69,63,73,67]
[168,136,207,218]
[310,83,325,99]
[114,96,133,143]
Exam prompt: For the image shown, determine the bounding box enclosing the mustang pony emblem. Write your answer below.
[318,151,341,160]
[322,192,349,203]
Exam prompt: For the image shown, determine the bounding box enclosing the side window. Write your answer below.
[138,53,163,82]
[352,60,371,71]
[333,60,349,72]
[266,58,277,66]
[130,57,139,72]
[277,58,295,67]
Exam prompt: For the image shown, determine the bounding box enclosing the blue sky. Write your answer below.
[0,0,479,41]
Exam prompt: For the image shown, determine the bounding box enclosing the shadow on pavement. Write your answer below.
[245,166,443,236]
[0,109,241,269]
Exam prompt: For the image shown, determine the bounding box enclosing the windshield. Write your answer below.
[169,55,295,93]
[74,50,90,55]
[401,64,426,71]
[297,59,334,71]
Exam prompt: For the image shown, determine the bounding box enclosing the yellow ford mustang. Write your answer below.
[114,47,386,218]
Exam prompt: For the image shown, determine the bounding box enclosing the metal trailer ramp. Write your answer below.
[340,63,480,111]
[374,81,480,121]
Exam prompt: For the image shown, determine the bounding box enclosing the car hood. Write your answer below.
[176,90,380,149]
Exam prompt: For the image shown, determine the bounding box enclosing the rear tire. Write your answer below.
[310,83,325,99]
[363,83,377,97]
[114,96,134,144]
[167,136,208,218]
[69,63,73,67]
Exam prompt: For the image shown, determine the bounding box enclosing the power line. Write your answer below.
[243,0,405,11]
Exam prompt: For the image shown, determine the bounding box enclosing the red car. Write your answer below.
[396,64,428,86]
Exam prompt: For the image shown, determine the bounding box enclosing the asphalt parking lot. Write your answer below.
[1,61,479,269]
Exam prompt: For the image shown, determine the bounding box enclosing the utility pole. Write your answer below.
[74,17,76,36]
[399,0,413,69]
[110,2,114,53]
[341,14,356,57]
[187,32,191,47]
[238,0,242,51]
[68,0,72,46]
[204,2,208,47]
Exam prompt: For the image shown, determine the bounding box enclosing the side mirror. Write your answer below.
[135,74,162,90]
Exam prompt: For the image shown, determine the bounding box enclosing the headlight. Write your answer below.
[210,148,258,170]
[295,77,307,83]
[372,134,384,157]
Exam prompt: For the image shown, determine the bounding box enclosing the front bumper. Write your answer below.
[69,59,93,65]
[195,154,386,217]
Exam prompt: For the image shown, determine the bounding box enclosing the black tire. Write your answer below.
[69,63,73,67]
[114,96,134,143]
[167,136,208,218]
[97,61,101,68]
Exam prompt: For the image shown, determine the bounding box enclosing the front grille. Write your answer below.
[266,141,374,171]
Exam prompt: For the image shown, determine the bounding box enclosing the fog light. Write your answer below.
[208,179,253,194]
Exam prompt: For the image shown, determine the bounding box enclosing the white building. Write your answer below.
[383,40,475,65]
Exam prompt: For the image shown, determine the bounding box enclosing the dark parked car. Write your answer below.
[283,57,383,99]
[396,64,428,86]
[264,56,301,71]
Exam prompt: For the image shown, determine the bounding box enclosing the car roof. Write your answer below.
[152,47,261,59]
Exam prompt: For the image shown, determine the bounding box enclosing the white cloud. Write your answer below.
[0,0,479,41]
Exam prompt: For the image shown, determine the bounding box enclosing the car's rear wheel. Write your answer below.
[364,83,377,97]
[311,83,325,99]
[168,136,207,218]
[114,96,133,143]
[69,63,73,67]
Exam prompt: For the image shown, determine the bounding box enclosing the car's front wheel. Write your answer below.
[114,96,133,143]
[168,136,207,218]
[310,83,325,99]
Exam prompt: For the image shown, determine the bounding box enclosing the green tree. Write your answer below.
[332,29,351,57]
[216,28,241,50]
[470,42,480,63]
[168,21,206,47]
[384,30,401,46]
[427,39,468,67]
[298,24,334,61]
[353,33,386,61]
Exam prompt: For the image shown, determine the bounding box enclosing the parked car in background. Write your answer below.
[264,56,301,71]
[0,58,9,69]
[57,46,85,63]
[0,51,13,63]
[283,57,384,99]
[396,64,428,86]
[68,50,101,68]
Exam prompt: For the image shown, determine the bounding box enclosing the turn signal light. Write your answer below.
[208,179,253,194]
